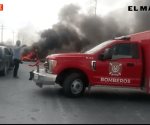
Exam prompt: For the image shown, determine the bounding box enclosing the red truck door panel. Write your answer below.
[93,42,142,87]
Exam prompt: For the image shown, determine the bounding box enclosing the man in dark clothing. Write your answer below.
[13,59,20,78]
[13,40,25,78]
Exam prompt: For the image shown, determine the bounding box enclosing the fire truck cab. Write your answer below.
[30,31,150,97]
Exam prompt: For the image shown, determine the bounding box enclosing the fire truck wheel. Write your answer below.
[63,73,86,97]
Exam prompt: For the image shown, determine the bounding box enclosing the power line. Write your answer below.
[0,24,4,43]
[0,25,15,43]
[0,24,7,43]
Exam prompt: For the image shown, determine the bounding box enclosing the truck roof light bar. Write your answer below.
[114,36,131,41]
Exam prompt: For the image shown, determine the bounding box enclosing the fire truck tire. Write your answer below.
[63,73,86,97]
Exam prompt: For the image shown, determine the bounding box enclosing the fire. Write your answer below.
[21,50,38,62]
[22,49,41,67]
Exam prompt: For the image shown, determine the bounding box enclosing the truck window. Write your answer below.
[111,43,139,59]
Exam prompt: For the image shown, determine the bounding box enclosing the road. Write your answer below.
[0,64,150,124]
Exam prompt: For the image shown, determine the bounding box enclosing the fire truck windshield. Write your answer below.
[85,40,112,54]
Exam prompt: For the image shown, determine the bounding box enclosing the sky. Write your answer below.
[0,0,131,44]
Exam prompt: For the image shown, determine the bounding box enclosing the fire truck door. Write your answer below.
[95,42,142,87]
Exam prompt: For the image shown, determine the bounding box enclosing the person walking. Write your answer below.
[13,40,25,78]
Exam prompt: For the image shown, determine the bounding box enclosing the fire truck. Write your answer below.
[30,31,150,97]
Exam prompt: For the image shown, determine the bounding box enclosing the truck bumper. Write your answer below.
[30,69,57,88]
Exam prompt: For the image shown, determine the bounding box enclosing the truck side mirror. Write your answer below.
[99,53,104,60]
[99,48,112,61]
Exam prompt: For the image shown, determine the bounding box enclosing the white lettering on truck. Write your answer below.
[101,77,131,84]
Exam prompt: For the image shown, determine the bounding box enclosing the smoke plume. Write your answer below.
[133,0,150,32]
[28,0,150,58]
[18,24,40,46]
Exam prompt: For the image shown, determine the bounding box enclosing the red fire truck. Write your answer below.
[30,31,150,97]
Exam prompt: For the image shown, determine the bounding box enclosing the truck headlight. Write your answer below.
[48,60,57,73]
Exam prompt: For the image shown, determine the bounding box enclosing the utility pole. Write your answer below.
[89,0,98,16]
[1,24,3,43]
[0,25,15,44]
[94,0,97,16]
[0,24,7,43]
[12,31,15,45]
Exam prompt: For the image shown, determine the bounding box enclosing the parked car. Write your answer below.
[0,46,13,76]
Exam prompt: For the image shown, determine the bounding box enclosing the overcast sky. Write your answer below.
[0,0,131,43]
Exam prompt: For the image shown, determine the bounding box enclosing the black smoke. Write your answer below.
[30,1,150,58]
[133,0,150,32]
[33,24,90,58]
[31,4,128,58]
[58,4,130,44]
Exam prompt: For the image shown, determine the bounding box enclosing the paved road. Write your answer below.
[0,64,150,124]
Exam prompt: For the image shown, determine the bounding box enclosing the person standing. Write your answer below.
[13,40,25,78]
